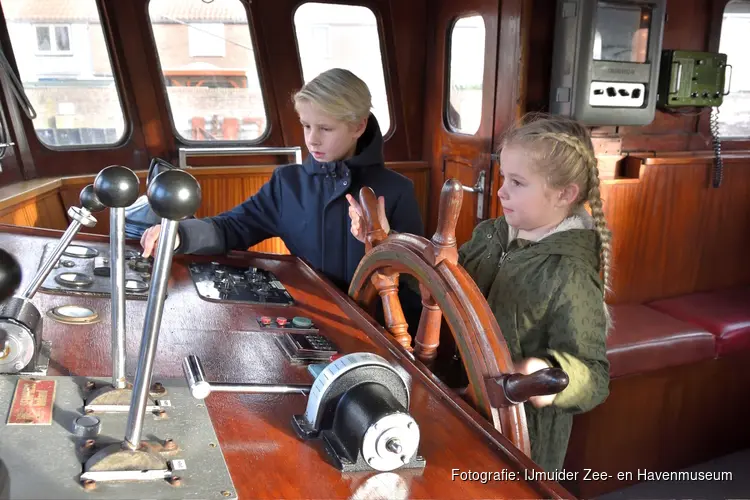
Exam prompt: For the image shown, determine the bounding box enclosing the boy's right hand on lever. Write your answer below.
[140,224,180,258]
[346,193,390,244]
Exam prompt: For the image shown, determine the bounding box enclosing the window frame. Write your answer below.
[8,2,133,152]
[34,24,73,55]
[443,13,486,137]
[145,0,272,146]
[291,1,396,141]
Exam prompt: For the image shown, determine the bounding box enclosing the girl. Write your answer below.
[141,68,423,292]
[349,113,612,472]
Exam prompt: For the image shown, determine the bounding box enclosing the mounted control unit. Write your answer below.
[549,0,667,125]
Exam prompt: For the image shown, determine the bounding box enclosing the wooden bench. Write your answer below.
[563,285,750,498]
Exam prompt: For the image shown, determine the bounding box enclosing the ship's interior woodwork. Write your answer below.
[0,0,749,498]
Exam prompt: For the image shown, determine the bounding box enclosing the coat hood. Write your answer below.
[302,113,384,177]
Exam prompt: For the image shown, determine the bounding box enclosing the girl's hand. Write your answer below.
[346,194,389,243]
[515,357,558,408]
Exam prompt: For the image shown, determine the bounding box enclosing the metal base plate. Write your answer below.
[38,243,152,300]
[0,376,237,499]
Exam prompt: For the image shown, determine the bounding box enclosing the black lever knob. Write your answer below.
[93,165,140,208]
[79,184,106,213]
[0,249,22,302]
[147,170,201,221]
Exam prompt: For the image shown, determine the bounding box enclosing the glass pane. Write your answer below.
[54,26,70,52]
[2,0,127,147]
[149,0,268,142]
[447,15,485,135]
[593,2,651,64]
[294,2,391,134]
[35,26,50,51]
[718,0,750,138]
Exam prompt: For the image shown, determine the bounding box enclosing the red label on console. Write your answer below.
[7,379,56,425]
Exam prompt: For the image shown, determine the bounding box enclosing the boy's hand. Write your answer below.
[140,224,180,258]
[346,194,389,244]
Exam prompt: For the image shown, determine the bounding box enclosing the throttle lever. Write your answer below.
[484,367,569,407]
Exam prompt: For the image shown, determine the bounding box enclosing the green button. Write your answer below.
[292,316,313,328]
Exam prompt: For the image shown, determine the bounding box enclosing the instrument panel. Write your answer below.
[188,261,294,306]
[37,243,152,299]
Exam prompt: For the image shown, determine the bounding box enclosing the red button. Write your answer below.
[260,316,272,325]
[275,317,288,326]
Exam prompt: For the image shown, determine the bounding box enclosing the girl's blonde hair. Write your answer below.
[292,68,372,123]
[501,113,613,297]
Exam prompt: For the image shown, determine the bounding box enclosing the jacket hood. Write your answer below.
[499,206,601,270]
[303,113,384,176]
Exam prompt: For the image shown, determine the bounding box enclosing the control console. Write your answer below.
[188,262,294,305]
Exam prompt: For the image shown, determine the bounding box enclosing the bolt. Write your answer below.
[221,491,232,497]
[168,476,182,487]
[164,438,177,451]
[154,408,167,419]
[83,439,95,449]
[150,382,166,394]
[85,381,96,391]
[13,361,24,371]
[84,408,94,414]
[81,479,96,491]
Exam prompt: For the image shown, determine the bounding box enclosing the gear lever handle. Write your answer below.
[123,169,201,450]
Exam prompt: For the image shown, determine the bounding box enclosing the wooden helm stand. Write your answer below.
[348,179,569,457]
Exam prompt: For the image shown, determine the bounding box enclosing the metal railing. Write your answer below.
[177,146,303,169]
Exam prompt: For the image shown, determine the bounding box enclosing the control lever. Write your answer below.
[182,355,311,399]
[484,367,570,407]
[94,166,140,390]
[83,168,202,482]
[124,169,201,449]
[0,185,105,374]
[19,185,105,300]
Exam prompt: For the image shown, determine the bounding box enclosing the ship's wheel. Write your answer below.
[348,180,569,457]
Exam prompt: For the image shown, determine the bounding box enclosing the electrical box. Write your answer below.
[657,50,729,108]
[549,0,667,126]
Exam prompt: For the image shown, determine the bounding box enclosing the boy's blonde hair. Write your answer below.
[292,68,372,123]
[501,113,613,296]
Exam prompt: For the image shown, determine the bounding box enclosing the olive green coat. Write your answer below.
[457,211,610,472]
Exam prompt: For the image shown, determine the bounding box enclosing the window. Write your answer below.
[35,25,71,53]
[188,23,226,57]
[149,0,268,142]
[446,15,485,135]
[2,0,127,147]
[718,0,750,137]
[294,3,391,134]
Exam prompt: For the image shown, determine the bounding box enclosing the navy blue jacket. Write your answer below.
[176,114,424,291]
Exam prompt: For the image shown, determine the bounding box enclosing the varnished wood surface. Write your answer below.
[0,225,571,499]
[601,159,750,304]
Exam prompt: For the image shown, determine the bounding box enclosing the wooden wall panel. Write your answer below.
[603,156,750,304]
[0,191,68,230]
